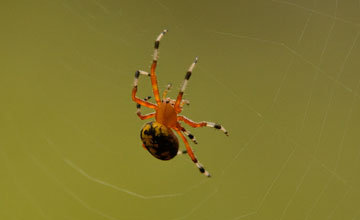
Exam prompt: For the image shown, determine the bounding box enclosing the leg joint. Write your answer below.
[135,70,140,78]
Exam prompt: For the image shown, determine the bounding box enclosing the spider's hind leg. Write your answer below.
[179,125,198,144]
[175,128,211,177]
[177,149,188,155]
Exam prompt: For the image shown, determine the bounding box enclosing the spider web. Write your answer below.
[1,0,360,219]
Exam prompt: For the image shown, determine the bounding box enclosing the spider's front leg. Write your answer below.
[150,29,168,105]
[132,70,157,109]
[174,57,198,113]
[178,115,229,136]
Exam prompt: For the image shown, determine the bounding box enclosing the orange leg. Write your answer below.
[132,70,157,109]
[174,128,210,177]
[162,83,172,100]
[178,124,198,144]
[136,96,156,120]
[150,62,161,106]
[177,115,229,136]
[174,57,198,113]
[151,30,168,105]
[137,112,155,120]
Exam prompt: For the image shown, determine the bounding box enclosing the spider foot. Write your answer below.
[207,122,229,136]
[196,162,211,177]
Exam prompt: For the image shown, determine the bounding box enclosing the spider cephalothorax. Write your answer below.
[132,30,228,177]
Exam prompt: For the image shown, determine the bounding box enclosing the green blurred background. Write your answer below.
[1,0,360,219]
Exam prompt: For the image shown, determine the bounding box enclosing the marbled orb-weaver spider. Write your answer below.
[132,30,228,177]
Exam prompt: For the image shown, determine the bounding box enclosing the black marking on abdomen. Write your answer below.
[141,122,179,160]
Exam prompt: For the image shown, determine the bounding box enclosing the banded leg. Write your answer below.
[174,128,210,177]
[136,96,156,120]
[180,100,190,107]
[162,83,172,101]
[167,98,190,107]
[177,149,188,155]
[178,115,229,136]
[132,70,157,109]
[175,57,198,113]
[151,29,168,105]
[179,125,198,144]
[162,83,190,108]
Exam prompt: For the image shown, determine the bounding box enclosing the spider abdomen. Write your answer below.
[140,121,179,160]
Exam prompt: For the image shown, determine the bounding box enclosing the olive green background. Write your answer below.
[1,0,360,219]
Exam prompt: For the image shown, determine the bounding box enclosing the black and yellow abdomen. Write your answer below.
[140,121,179,160]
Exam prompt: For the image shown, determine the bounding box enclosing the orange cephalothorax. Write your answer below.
[155,102,178,128]
[132,29,229,177]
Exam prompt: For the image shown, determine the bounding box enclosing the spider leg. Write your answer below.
[174,128,210,177]
[132,70,157,109]
[161,84,189,107]
[177,149,188,155]
[168,99,190,108]
[178,115,229,136]
[174,57,198,113]
[162,83,172,101]
[178,124,198,144]
[151,29,168,105]
[136,96,156,120]
[180,99,190,107]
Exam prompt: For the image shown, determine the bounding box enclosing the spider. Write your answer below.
[132,30,228,177]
